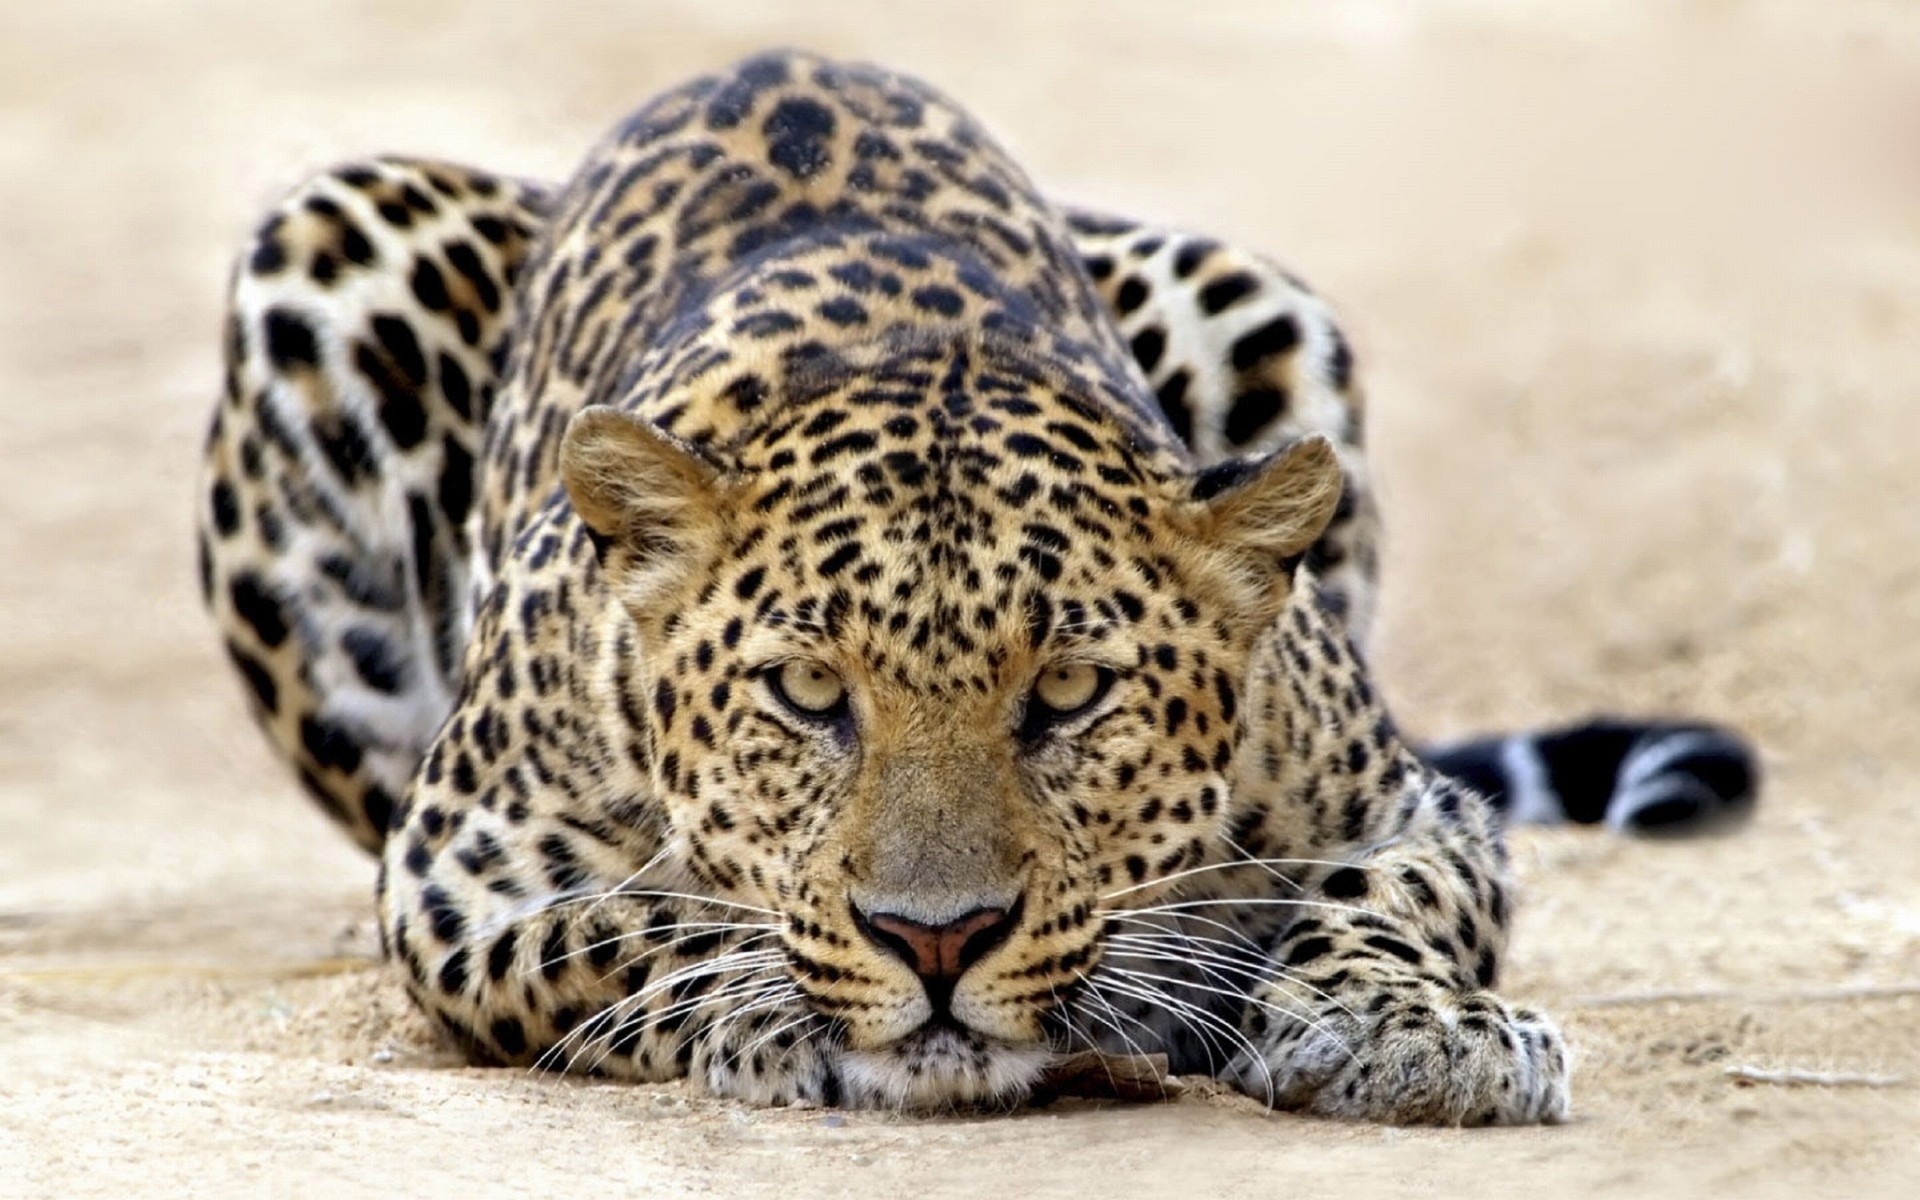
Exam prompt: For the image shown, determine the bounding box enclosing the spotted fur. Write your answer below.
[199,51,1756,1123]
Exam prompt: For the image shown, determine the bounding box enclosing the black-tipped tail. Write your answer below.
[1424,718,1759,836]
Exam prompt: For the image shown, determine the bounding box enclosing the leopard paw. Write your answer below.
[1231,985,1570,1126]
[690,1007,843,1106]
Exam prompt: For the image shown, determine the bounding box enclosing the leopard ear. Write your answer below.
[1182,434,1345,621]
[560,407,732,612]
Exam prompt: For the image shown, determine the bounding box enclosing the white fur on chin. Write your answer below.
[836,1028,1053,1111]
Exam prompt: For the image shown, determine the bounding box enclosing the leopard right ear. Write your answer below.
[1175,433,1344,625]
[560,407,733,611]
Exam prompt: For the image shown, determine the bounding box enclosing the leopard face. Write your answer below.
[562,332,1342,1104]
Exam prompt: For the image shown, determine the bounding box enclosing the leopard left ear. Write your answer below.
[560,406,734,613]
[1181,434,1344,618]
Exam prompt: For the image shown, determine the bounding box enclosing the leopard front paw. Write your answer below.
[690,1009,843,1107]
[1231,985,1570,1126]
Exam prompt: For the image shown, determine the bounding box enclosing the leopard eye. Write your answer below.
[1022,664,1115,742]
[1034,663,1104,714]
[771,660,848,719]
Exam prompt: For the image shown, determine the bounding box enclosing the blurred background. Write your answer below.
[2,2,1916,1196]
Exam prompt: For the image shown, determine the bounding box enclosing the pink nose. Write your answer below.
[856,905,1014,986]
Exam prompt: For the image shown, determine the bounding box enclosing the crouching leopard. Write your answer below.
[197,50,1757,1123]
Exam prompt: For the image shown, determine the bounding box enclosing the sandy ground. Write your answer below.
[3,2,1918,1196]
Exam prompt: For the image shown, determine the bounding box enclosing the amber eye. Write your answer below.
[1034,664,1103,713]
[1022,663,1114,742]
[771,661,848,719]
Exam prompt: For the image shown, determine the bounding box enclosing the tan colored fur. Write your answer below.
[198,52,1563,1122]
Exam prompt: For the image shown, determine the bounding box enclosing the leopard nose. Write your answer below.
[853,903,1016,988]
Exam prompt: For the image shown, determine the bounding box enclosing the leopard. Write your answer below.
[197,50,1758,1123]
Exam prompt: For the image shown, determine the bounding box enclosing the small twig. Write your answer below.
[1725,1065,1907,1089]
[1566,982,1920,1010]
[1028,1052,1183,1105]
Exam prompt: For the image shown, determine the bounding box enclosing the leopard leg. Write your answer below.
[196,158,550,850]
[1220,600,1569,1126]
[1055,219,1566,1117]
[376,504,847,1105]
[1227,791,1570,1125]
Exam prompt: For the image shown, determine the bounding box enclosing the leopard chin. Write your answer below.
[835,1024,1054,1112]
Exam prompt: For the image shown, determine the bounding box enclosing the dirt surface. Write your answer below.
[3,2,1918,1196]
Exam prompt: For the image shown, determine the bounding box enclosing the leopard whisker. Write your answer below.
[579,928,782,989]
[1087,970,1251,1079]
[1105,934,1276,987]
[1099,852,1378,902]
[1089,958,1279,1107]
[1065,972,1168,1097]
[1069,975,1172,1091]
[1116,894,1429,948]
[1100,955,1352,1041]
[576,983,786,1079]
[728,1010,819,1072]
[1088,966,1242,1067]
[573,844,676,922]
[1069,971,1159,1060]
[754,1009,824,1089]
[544,953,784,1060]
[1098,907,1269,959]
[547,947,789,1070]
[1106,896,1379,924]
[1101,909,1362,1022]
[1100,947,1360,1080]
[707,985,807,1065]
[1097,964,1326,1092]
[568,968,790,1077]
[1105,930,1359,1020]
[557,887,782,918]
[537,970,788,1078]
[1046,980,1101,1058]
[1100,911,1363,1020]
[1219,834,1383,892]
[527,922,778,981]
[1105,945,1282,1031]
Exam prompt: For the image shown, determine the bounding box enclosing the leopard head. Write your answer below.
[559,341,1341,1106]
